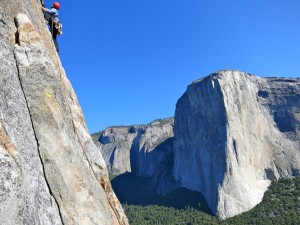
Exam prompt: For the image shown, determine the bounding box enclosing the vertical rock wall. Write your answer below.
[173,70,300,219]
[0,0,128,224]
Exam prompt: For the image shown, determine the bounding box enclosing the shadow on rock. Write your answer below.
[111,172,212,214]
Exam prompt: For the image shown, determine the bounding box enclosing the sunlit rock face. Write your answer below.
[173,70,300,219]
[0,1,128,224]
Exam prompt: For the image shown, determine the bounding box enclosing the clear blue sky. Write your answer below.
[44,0,300,133]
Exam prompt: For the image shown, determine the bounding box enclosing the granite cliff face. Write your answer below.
[95,118,174,178]
[173,70,300,219]
[95,70,300,220]
[0,1,127,224]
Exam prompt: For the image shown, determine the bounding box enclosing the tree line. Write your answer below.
[123,176,300,225]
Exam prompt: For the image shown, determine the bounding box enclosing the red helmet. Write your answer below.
[52,2,60,9]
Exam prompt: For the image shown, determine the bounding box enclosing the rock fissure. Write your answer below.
[1,1,128,224]
[71,119,126,225]
[53,61,103,191]
[71,119,97,178]
[13,50,65,225]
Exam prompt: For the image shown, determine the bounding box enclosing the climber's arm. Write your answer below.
[41,6,47,12]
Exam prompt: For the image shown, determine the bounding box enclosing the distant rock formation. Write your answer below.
[94,118,174,178]
[96,70,300,220]
[0,1,127,224]
[173,70,300,219]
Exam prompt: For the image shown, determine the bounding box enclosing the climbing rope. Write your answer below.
[40,0,45,7]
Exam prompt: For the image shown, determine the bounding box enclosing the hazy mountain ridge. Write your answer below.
[92,117,174,177]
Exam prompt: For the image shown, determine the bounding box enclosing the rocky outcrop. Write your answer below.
[0,1,127,224]
[173,70,300,219]
[95,118,174,178]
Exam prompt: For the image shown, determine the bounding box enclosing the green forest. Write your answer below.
[123,176,300,225]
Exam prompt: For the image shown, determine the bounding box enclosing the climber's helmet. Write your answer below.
[52,2,60,10]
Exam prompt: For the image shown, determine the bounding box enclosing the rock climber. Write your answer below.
[41,2,61,53]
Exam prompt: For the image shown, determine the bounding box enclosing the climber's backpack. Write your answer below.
[54,19,63,36]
